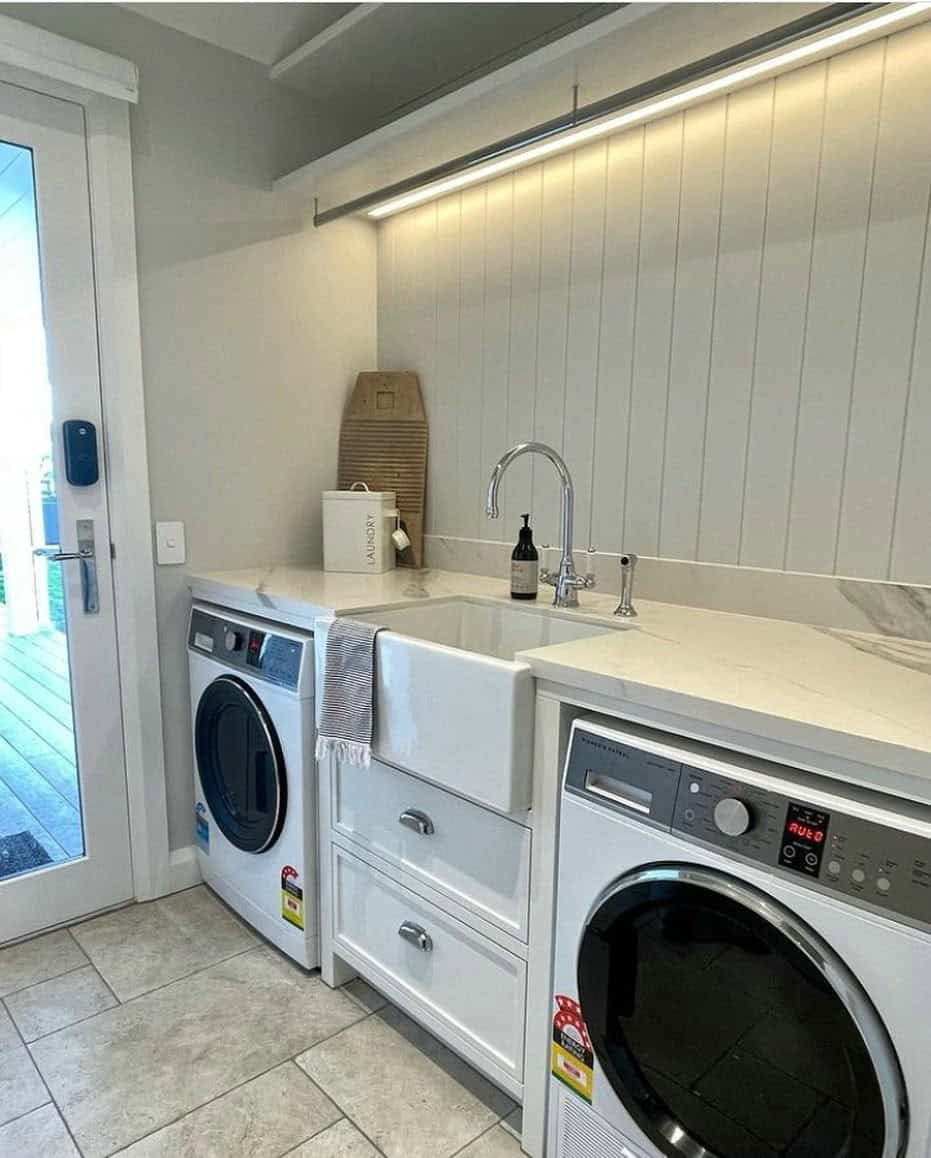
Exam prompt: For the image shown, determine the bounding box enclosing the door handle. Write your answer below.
[34,548,93,561]
[398,922,433,952]
[33,519,98,614]
[399,809,435,836]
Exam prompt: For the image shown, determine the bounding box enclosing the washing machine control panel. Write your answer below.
[189,608,304,690]
[566,720,931,932]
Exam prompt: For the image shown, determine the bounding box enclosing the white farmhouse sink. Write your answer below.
[358,598,617,660]
[332,598,619,814]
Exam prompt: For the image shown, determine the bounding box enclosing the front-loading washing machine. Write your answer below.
[548,715,931,1158]
[188,602,318,968]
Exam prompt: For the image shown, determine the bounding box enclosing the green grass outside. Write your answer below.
[0,554,66,632]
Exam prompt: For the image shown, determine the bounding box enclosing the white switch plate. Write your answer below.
[155,520,186,565]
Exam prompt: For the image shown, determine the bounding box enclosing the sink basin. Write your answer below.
[319,598,620,814]
[356,597,618,660]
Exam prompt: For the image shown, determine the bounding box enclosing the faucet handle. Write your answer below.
[540,544,557,584]
[584,545,597,589]
[614,552,638,617]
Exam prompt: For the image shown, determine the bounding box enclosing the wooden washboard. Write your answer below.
[337,372,428,568]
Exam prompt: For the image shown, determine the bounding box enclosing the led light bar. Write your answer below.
[359,2,929,221]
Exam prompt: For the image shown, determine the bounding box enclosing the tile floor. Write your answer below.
[0,887,522,1158]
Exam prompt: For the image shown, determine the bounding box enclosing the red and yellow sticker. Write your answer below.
[281,865,305,930]
[551,994,594,1103]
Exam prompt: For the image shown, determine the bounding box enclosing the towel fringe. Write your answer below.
[315,735,373,767]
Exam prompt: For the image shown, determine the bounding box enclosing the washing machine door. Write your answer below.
[577,864,907,1158]
[194,674,287,853]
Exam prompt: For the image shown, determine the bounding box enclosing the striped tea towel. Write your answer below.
[315,617,384,767]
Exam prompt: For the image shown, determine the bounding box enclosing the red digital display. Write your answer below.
[787,821,825,843]
[779,802,831,875]
[246,630,265,668]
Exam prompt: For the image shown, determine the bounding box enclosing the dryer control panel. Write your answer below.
[566,716,931,932]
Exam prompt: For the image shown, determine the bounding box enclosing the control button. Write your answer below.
[877,877,891,893]
[713,798,752,838]
[689,781,701,794]
[805,853,818,868]
[224,630,243,652]
[782,845,796,860]
[827,860,842,876]
[683,808,696,823]
[851,868,866,885]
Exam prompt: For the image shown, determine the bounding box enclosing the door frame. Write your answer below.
[0,19,183,903]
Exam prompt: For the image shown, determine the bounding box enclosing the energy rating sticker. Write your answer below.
[551,994,594,1103]
[281,865,305,930]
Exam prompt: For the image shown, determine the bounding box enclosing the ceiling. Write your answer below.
[123,3,619,134]
[121,3,357,67]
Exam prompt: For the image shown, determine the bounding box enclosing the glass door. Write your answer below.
[0,81,133,941]
[577,865,906,1158]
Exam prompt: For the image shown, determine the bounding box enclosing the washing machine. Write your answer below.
[548,714,931,1158]
[188,602,318,968]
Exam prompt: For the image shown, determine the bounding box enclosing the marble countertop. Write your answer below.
[189,565,931,805]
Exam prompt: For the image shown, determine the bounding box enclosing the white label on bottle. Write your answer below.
[511,559,538,595]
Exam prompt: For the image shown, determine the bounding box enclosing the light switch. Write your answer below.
[156,520,186,565]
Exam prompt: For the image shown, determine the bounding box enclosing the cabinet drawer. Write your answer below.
[333,844,526,1084]
[334,758,531,940]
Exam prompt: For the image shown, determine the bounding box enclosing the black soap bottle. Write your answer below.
[511,514,539,600]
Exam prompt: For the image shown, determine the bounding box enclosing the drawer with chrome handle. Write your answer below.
[334,757,531,940]
[332,844,527,1085]
[398,921,433,952]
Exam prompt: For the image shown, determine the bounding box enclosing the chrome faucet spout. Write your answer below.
[484,441,592,608]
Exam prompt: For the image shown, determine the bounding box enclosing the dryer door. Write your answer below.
[577,864,906,1158]
[195,675,287,853]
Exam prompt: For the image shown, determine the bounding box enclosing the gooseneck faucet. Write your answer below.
[485,441,595,608]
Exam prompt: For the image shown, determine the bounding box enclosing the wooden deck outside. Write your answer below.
[0,606,82,877]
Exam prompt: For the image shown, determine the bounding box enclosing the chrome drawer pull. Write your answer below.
[398,921,433,952]
[399,809,435,836]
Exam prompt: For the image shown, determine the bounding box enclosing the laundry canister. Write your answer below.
[322,486,398,573]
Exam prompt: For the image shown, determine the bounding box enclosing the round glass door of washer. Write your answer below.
[194,674,287,854]
[577,865,907,1158]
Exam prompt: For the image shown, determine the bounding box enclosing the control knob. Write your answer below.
[224,630,243,652]
[713,797,752,838]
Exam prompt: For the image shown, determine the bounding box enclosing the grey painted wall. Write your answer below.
[3,4,378,851]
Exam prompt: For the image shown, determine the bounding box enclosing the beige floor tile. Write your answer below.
[0,1036,48,1128]
[0,1003,19,1051]
[31,946,363,1158]
[297,1005,514,1158]
[6,966,117,1042]
[0,930,86,999]
[457,1125,524,1157]
[115,1062,340,1157]
[341,978,386,1016]
[70,886,258,1000]
[0,1104,79,1158]
[285,1118,379,1157]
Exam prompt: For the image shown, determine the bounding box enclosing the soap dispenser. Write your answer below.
[511,514,539,600]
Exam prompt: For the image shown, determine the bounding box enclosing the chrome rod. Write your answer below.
[313,4,876,226]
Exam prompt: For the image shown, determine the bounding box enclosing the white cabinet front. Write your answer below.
[334,758,532,939]
[333,844,527,1085]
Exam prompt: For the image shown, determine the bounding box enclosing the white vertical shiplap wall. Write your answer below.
[377,22,931,584]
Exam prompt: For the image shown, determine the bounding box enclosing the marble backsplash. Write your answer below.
[423,535,931,641]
